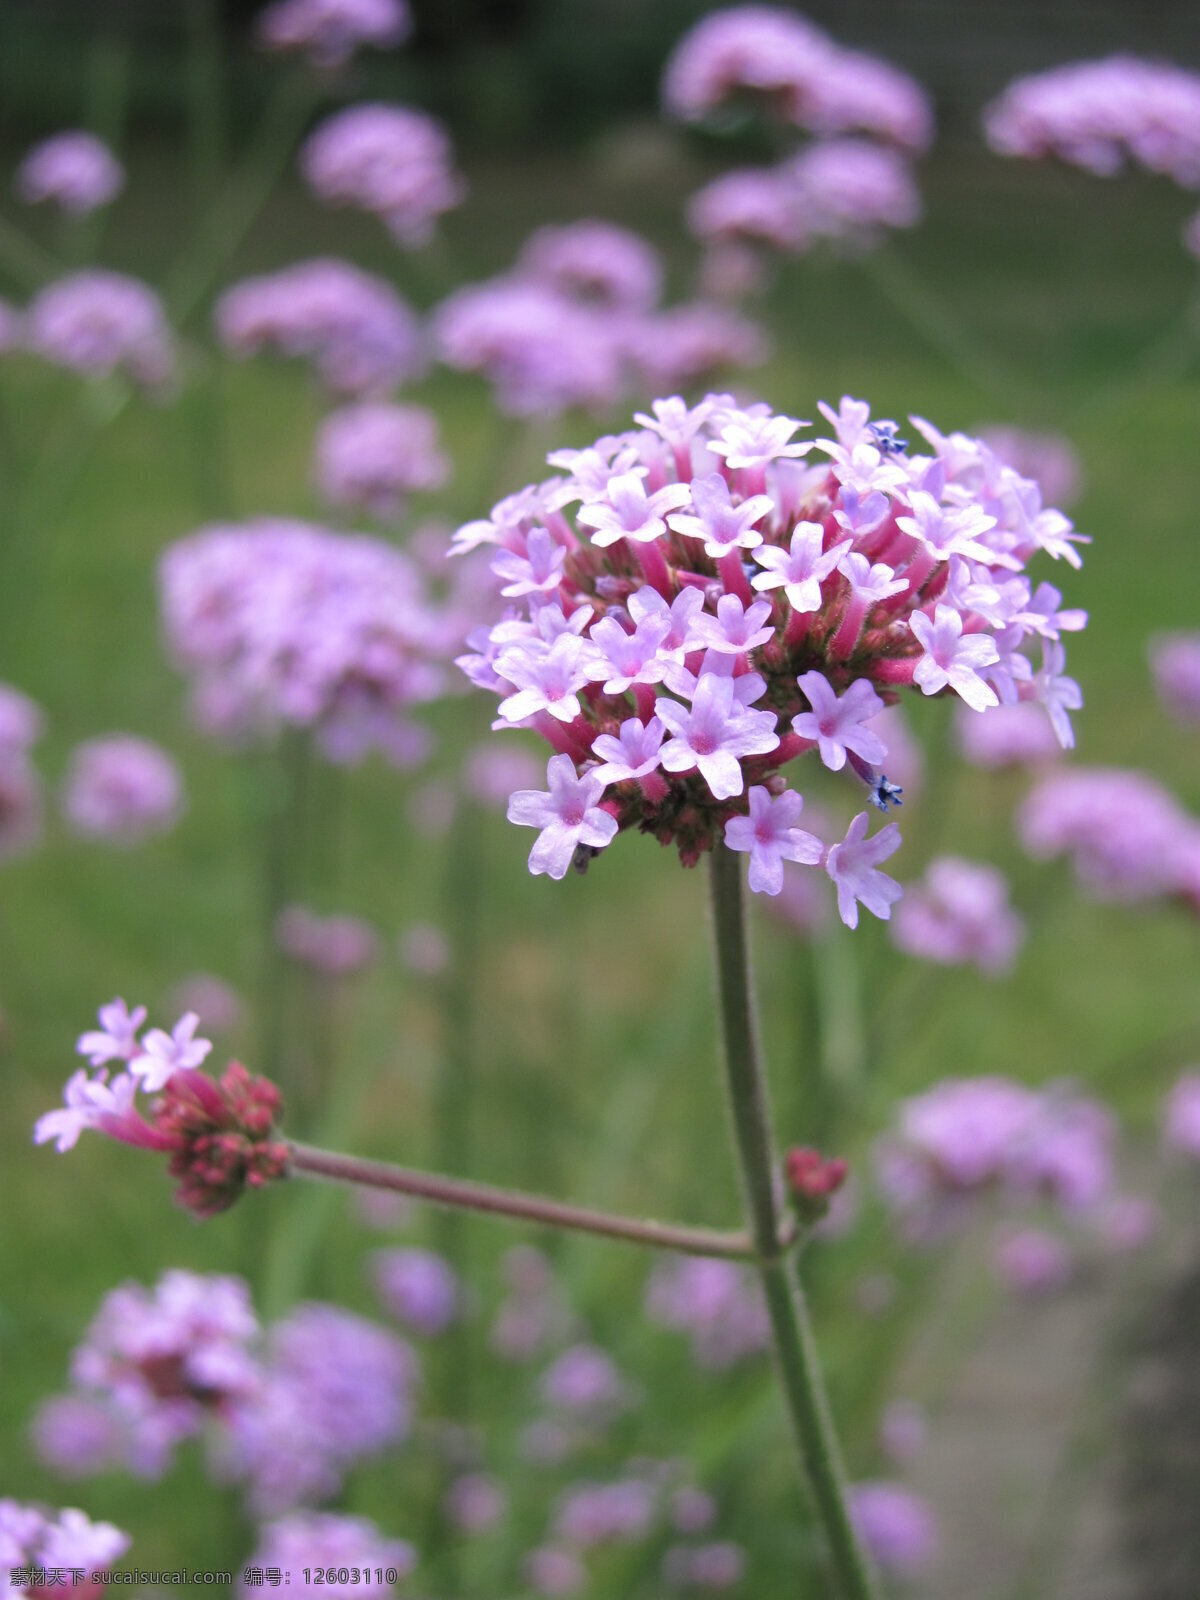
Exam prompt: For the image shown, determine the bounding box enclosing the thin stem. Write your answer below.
[286,1140,782,1262]
[708,843,881,1600]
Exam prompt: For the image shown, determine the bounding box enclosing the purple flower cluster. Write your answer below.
[240,1515,415,1597]
[220,1302,415,1515]
[216,260,424,397]
[457,393,1086,916]
[25,272,174,388]
[1,1502,130,1596]
[1150,631,1200,724]
[848,1482,937,1576]
[435,223,766,416]
[993,1225,1073,1297]
[371,1247,461,1335]
[1165,1071,1200,1159]
[0,682,44,860]
[275,905,380,975]
[985,56,1200,185]
[159,519,454,764]
[315,401,449,519]
[663,5,932,150]
[1019,766,1200,907]
[955,700,1062,768]
[15,131,123,215]
[32,1269,260,1479]
[876,1076,1115,1233]
[257,0,411,67]
[644,1255,769,1369]
[61,735,183,845]
[891,856,1025,974]
[31,1258,416,1519]
[301,104,464,247]
[689,139,921,258]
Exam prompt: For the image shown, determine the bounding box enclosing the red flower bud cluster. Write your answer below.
[785,1146,848,1222]
[155,1062,289,1217]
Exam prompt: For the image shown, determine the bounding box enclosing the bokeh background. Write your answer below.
[2,2,1199,1597]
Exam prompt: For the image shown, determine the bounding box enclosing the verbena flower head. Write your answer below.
[315,401,449,519]
[662,1541,746,1589]
[644,1255,769,1369]
[554,1477,659,1549]
[955,700,1062,767]
[160,519,452,764]
[663,5,932,150]
[848,1482,937,1577]
[31,1270,260,1479]
[216,259,424,397]
[223,1304,415,1515]
[457,394,1086,920]
[1018,766,1200,904]
[26,272,173,388]
[371,1247,461,1335]
[240,1514,415,1597]
[275,905,379,975]
[0,687,44,858]
[1150,631,1200,724]
[891,855,1025,974]
[1164,1071,1200,1159]
[300,104,464,246]
[984,56,1200,184]
[1,1501,130,1597]
[257,0,412,67]
[446,1473,508,1536]
[516,220,664,311]
[15,130,124,215]
[61,735,183,845]
[539,1344,631,1421]
[35,999,288,1216]
[875,1076,1114,1232]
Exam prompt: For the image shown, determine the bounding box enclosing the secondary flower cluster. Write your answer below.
[257,0,411,67]
[19,271,174,388]
[1,1501,130,1598]
[61,735,183,846]
[456,392,1086,918]
[301,103,465,247]
[984,56,1200,185]
[1019,767,1200,909]
[15,130,124,215]
[314,401,450,520]
[159,518,456,764]
[688,138,921,259]
[435,220,767,416]
[875,1076,1115,1235]
[891,856,1025,974]
[32,1270,416,1520]
[662,4,932,149]
[34,1000,288,1216]
[0,682,44,860]
[216,259,425,398]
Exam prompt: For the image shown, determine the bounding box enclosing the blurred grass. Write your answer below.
[0,117,1198,1593]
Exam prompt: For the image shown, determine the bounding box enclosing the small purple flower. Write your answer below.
[836,551,907,607]
[257,0,412,67]
[445,1472,507,1535]
[301,103,463,247]
[496,635,601,725]
[793,672,885,772]
[130,1011,212,1093]
[1164,1072,1200,1159]
[667,473,773,558]
[518,220,663,312]
[61,735,183,845]
[656,674,779,800]
[590,611,672,693]
[1150,632,1200,725]
[590,716,665,784]
[77,998,147,1068]
[523,1546,586,1596]
[492,528,568,599]
[578,473,692,548]
[878,1399,927,1465]
[724,785,822,895]
[825,812,902,928]
[16,130,124,215]
[909,604,1000,712]
[891,856,1024,975]
[849,1482,937,1576]
[540,1344,629,1419]
[662,1540,746,1589]
[994,1226,1072,1297]
[372,1247,460,1335]
[315,402,449,518]
[2,1501,130,1590]
[27,272,174,388]
[240,1514,415,1597]
[507,755,618,879]
[752,521,849,611]
[686,594,775,656]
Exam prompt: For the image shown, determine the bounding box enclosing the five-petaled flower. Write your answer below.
[724,786,823,894]
[507,755,619,879]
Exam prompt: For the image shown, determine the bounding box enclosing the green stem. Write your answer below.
[708,843,881,1600]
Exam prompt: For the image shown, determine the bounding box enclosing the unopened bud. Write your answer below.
[785,1146,848,1223]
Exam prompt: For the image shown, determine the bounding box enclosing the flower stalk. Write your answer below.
[708,842,881,1600]
[285,1140,790,1262]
